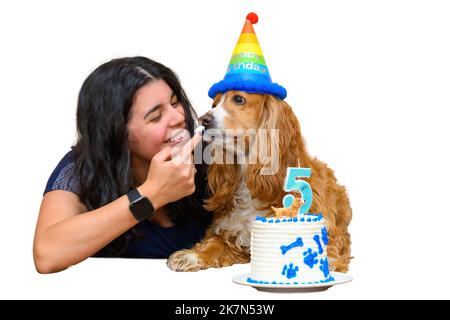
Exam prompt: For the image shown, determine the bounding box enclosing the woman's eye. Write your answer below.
[151,114,162,122]
[232,95,246,105]
[171,99,180,107]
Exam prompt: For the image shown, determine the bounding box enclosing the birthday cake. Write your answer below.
[247,164,334,285]
[247,214,334,285]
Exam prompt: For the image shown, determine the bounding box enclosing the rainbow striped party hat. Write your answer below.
[208,12,287,100]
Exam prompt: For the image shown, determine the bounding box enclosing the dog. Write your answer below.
[167,91,352,272]
[271,196,304,219]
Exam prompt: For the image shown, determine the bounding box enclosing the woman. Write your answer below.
[33,57,211,274]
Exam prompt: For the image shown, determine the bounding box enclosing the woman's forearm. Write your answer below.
[33,185,161,274]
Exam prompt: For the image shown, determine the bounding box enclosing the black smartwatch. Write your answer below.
[127,188,155,222]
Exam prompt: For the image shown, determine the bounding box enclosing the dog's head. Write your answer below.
[291,197,304,209]
[200,91,266,132]
[200,91,309,208]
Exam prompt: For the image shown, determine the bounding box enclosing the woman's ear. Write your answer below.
[245,95,308,208]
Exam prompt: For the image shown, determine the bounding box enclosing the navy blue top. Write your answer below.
[44,149,212,259]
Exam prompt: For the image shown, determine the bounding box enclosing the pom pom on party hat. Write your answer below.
[208,12,287,100]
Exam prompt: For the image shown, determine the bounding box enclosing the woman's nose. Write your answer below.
[168,104,185,126]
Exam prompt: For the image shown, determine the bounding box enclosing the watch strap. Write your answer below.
[127,188,142,203]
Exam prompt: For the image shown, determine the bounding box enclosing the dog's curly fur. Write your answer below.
[167,91,352,272]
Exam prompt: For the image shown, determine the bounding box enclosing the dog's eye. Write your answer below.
[232,95,246,105]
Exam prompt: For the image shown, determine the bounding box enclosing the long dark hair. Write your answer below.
[73,57,209,256]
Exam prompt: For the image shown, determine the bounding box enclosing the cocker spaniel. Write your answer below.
[167,91,352,272]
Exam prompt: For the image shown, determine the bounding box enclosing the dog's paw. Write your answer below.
[167,250,202,272]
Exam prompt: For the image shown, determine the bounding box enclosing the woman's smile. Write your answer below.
[163,129,189,146]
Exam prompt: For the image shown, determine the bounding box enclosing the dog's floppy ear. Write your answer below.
[204,163,242,215]
[245,95,308,208]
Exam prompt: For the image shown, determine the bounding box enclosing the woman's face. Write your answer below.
[127,79,188,161]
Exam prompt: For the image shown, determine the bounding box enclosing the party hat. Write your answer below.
[208,12,287,100]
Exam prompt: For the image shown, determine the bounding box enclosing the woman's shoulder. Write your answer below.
[43,148,79,196]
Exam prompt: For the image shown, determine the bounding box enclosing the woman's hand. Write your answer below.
[139,132,202,209]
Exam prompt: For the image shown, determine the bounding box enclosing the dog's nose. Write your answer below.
[198,113,216,128]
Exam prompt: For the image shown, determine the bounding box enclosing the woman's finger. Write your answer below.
[153,145,174,162]
[178,132,202,161]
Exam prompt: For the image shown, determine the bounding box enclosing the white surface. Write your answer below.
[232,272,353,293]
[1,0,450,299]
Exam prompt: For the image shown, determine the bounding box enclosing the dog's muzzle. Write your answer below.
[198,112,216,129]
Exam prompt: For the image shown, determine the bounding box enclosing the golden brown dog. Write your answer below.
[271,196,304,219]
[167,91,352,272]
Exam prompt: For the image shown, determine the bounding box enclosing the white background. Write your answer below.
[1,0,449,300]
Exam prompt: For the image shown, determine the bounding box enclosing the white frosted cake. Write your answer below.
[248,214,334,285]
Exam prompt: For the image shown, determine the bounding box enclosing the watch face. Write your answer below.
[130,197,154,221]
